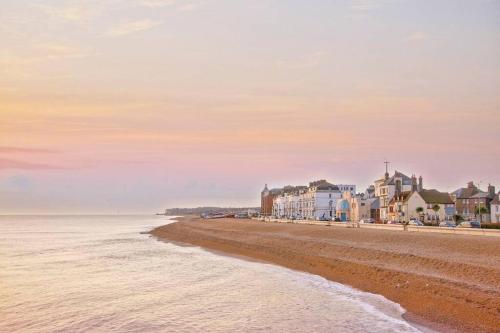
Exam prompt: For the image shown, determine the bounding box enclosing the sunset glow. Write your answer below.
[1,0,499,213]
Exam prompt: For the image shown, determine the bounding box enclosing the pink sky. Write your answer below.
[1,0,499,213]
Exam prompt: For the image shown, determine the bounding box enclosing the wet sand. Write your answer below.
[150,216,500,333]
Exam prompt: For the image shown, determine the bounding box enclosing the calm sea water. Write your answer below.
[0,215,425,333]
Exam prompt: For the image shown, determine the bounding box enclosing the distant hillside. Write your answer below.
[162,207,260,216]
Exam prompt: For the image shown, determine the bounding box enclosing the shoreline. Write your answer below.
[150,216,500,333]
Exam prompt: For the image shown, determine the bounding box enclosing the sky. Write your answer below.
[1,0,500,214]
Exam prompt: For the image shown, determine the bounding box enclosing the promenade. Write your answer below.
[254,217,500,237]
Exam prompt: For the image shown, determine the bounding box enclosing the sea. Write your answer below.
[0,215,426,332]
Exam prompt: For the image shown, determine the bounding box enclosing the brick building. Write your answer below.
[260,184,282,216]
[452,182,495,221]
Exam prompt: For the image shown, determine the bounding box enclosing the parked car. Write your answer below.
[408,219,424,226]
[334,217,341,222]
[387,220,402,225]
[439,221,456,228]
[458,221,481,228]
[360,218,375,224]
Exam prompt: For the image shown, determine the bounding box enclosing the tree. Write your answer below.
[475,206,488,215]
[415,207,424,221]
[432,204,441,225]
[453,214,463,225]
[475,206,489,223]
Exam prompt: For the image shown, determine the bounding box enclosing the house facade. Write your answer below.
[490,194,500,223]
[261,185,283,216]
[386,189,455,223]
[411,189,455,222]
[349,193,372,222]
[387,191,412,222]
[374,170,422,221]
[452,182,495,221]
[271,180,355,220]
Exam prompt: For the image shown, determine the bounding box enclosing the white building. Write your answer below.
[374,170,422,221]
[272,180,356,220]
[491,194,500,223]
[387,189,455,223]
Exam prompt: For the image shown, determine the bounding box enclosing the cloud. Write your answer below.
[139,0,176,8]
[178,3,200,11]
[36,4,99,23]
[347,0,392,19]
[36,43,92,60]
[0,147,57,154]
[107,19,162,37]
[139,0,200,11]
[0,158,66,170]
[275,51,327,70]
[5,175,34,190]
[406,31,429,41]
[0,43,92,76]
[0,147,65,170]
[350,0,380,12]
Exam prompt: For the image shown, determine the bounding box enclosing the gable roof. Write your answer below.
[309,180,339,191]
[419,189,454,204]
[368,197,380,209]
[388,191,412,204]
[452,187,479,199]
[471,191,494,199]
[269,188,283,195]
[383,171,413,186]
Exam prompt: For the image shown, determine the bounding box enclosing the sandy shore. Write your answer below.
[150,216,500,333]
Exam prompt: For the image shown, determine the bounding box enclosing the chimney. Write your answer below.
[418,176,423,192]
[488,184,495,197]
[395,178,402,196]
[411,174,418,192]
[467,181,475,189]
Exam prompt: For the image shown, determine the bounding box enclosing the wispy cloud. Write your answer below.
[178,3,200,11]
[36,43,92,60]
[347,0,389,19]
[0,43,92,72]
[0,146,58,154]
[406,31,429,41]
[35,4,99,23]
[107,19,162,37]
[138,0,201,11]
[275,51,327,70]
[139,0,176,8]
[0,158,66,170]
[350,0,380,12]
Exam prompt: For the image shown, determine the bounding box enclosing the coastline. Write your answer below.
[150,216,500,333]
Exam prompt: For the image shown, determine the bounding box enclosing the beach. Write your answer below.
[151,216,500,333]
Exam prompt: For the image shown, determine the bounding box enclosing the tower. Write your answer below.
[418,176,423,192]
[261,184,270,215]
[384,160,390,180]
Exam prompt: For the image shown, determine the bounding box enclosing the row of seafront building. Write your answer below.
[261,166,500,224]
